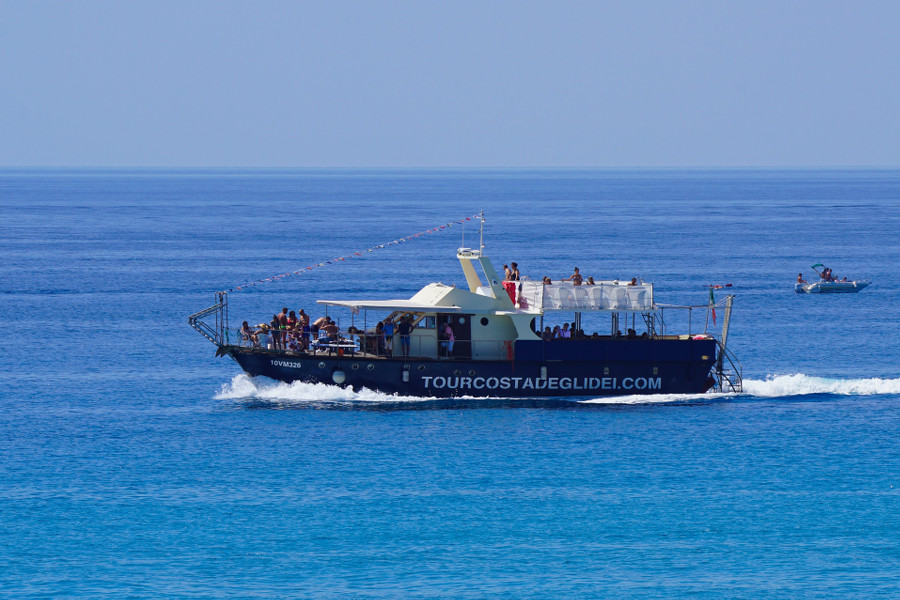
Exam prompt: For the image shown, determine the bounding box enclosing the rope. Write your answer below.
[227,214,481,292]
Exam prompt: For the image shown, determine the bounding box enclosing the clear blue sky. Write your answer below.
[1,1,898,167]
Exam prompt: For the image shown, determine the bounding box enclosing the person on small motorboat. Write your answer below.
[797,273,807,283]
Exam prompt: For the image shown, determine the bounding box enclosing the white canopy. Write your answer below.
[317,299,462,312]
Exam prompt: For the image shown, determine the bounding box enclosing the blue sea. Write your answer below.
[1,169,899,598]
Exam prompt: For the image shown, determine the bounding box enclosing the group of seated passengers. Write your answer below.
[814,267,848,283]
[540,324,649,340]
[240,306,341,352]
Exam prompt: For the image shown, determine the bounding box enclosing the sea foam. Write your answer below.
[215,373,900,407]
[742,373,900,397]
[214,373,437,405]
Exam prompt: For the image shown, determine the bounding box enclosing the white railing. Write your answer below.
[517,281,654,311]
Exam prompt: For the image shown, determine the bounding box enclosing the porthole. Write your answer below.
[603,367,610,375]
[453,369,461,376]
[352,363,360,370]
[403,364,410,370]
[418,365,425,371]
[318,362,325,369]
[457,317,466,325]
[468,369,476,376]
[480,317,489,326]
[652,366,658,375]
[367,364,375,371]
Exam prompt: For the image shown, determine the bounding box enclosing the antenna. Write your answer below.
[479,210,484,254]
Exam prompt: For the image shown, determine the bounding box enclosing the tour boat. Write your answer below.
[190,236,742,398]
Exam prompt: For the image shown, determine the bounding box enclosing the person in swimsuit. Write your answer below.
[278,307,289,346]
[509,262,520,281]
[503,264,513,281]
[797,273,807,283]
[240,321,259,347]
[563,267,583,285]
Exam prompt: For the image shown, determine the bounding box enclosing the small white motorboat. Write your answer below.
[795,263,870,294]
[795,280,871,293]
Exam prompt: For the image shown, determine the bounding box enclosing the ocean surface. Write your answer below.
[1,169,899,598]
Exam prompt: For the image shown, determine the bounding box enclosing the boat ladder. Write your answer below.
[715,341,743,393]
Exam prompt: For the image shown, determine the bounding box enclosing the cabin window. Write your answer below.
[480,317,489,326]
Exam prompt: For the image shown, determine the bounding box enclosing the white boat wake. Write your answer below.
[215,373,900,407]
[215,374,438,405]
[581,374,900,404]
[741,373,900,397]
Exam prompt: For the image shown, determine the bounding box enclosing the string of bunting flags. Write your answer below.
[226,214,482,292]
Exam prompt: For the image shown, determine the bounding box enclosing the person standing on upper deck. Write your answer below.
[509,262,520,281]
[563,267,583,285]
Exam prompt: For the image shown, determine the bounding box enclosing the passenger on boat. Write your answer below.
[287,310,298,330]
[383,317,394,355]
[627,328,637,339]
[543,326,553,340]
[287,328,301,351]
[323,318,339,342]
[240,321,259,347]
[551,325,560,338]
[560,323,571,338]
[563,267,583,285]
[628,278,638,286]
[398,316,414,357]
[278,307,289,345]
[311,315,328,337]
[797,273,807,283]
[503,264,513,281]
[270,316,282,350]
[586,276,595,285]
[257,324,270,349]
[542,276,552,285]
[374,321,385,355]
[440,321,455,356]
[509,262,520,281]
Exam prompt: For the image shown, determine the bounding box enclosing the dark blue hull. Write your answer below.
[223,338,718,398]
